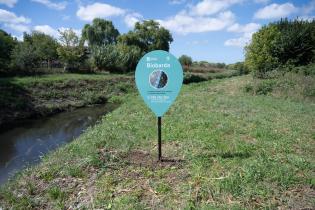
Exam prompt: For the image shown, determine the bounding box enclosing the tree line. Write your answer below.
[245,18,315,78]
[0,19,173,75]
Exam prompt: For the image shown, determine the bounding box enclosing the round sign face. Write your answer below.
[135,50,183,117]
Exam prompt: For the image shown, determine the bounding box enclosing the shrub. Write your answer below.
[245,18,315,78]
[183,73,208,84]
[256,80,276,95]
[179,55,193,67]
[91,44,142,73]
[244,83,254,93]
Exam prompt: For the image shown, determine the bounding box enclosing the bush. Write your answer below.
[256,80,276,95]
[245,18,315,78]
[179,55,192,67]
[183,73,208,84]
[91,44,142,73]
[244,83,254,93]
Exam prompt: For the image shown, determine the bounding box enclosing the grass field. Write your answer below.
[0,75,314,209]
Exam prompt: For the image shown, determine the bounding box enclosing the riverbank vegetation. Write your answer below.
[0,15,314,209]
[0,74,133,129]
[0,76,314,209]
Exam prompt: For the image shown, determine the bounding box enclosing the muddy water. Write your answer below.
[0,104,116,185]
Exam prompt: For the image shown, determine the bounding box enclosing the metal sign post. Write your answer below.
[158,116,162,161]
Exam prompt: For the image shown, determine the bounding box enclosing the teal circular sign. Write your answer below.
[135,50,183,117]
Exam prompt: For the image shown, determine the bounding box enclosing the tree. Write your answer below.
[57,29,85,71]
[10,41,38,71]
[10,32,58,71]
[273,18,315,66]
[118,20,173,53]
[28,32,58,68]
[179,55,193,67]
[82,18,120,46]
[245,24,281,78]
[0,29,16,70]
[245,18,315,77]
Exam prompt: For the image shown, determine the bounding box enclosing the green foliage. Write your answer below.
[0,29,16,71]
[192,61,226,69]
[82,18,120,46]
[115,44,142,71]
[244,70,315,101]
[256,80,276,95]
[273,18,315,66]
[183,73,207,84]
[57,29,86,71]
[85,19,171,73]
[10,32,58,71]
[229,62,250,75]
[245,24,281,78]
[179,55,193,67]
[118,20,173,53]
[91,44,142,73]
[10,41,38,70]
[47,186,66,201]
[245,18,315,78]
[91,44,119,71]
[27,32,58,65]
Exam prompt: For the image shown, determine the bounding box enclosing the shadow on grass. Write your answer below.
[193,151,252,161]
[220,151,251,159]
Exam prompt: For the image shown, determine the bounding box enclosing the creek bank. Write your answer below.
[0,74,134,131]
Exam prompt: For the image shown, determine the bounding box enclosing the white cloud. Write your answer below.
[297,16,315,21]
[254,3,297,19]
[158,0,244,34]
[4,23,30,33]
[0,9,30,24]
[190,0,243,16]
[34,25,81,38]
[0,0,17,7]
[187,40,209,45]
[169,0,186,5]
[225,22,261,47]
[62,15,70,20]
[124,12,143,28]
[12,34,23,41]
[76,2,125,21]
[31,0,67,10]
[159,10,235,34]
[254,0,270,4]
[58,27,81,37]
[227,22,260,33]
[224,34,250,47]
[34,25,59,37]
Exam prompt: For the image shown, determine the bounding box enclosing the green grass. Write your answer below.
[243,72,315,102]
[0,73,124,86]
[0,75,314,209]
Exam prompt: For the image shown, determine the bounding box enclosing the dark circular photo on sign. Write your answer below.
[149,70,168,89]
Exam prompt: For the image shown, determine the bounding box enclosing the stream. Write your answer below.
[0,103,116,185]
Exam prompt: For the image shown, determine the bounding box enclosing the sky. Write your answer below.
[0,0,314,63]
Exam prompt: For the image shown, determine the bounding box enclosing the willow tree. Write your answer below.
[82,18,120,46]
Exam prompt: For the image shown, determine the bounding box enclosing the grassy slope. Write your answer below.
[0,75,314,209]
[0,73,133,128]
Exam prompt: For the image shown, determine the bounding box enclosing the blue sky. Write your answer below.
[0,0,314,63]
